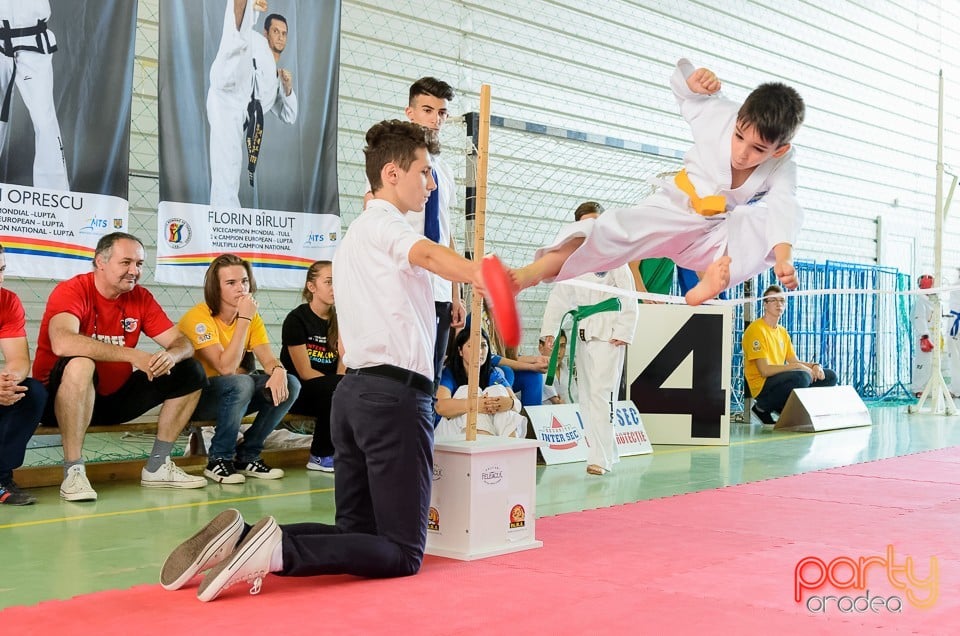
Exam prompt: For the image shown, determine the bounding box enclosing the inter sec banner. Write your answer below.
[157,0,341,288]
[0,0,134,277]
[525,402,653,465]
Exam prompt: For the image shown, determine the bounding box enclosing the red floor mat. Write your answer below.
[3,447,958,634]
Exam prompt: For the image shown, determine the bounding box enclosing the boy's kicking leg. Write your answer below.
[683,255,731,305]
[513,237,584,290]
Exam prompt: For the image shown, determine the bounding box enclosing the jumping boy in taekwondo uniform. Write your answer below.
[511,58,806,306]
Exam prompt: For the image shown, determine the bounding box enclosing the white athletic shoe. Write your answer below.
[141,457,207,489]
[197,516,281,602]
[235,459,284,480]
[160,508,245,591]
[60,464,97,502]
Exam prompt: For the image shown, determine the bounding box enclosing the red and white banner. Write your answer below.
[526,401,652,465]
[1,0,135,278]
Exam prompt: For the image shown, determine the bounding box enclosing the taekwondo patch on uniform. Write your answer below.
[594,271,608,277]
[752,339,761,352]
[195,323,207,335]
[746,190,769,205]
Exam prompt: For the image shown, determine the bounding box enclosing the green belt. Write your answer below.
[545,296,622,397]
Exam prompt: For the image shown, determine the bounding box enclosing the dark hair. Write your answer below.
[0,243,4,254]
[574,201,604,221]
[364,119,440,193]
[93,232,143,267]
[409,76,455,104]
[203,254,257,316]
[448,328,493,389]
[264,14,287,31]
[302,260,338,353]
[737,82,805,146]
[762,284,784,298]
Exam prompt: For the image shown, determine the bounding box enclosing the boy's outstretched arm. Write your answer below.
[773,243,798,289]
[686,67,721,95]
[409,239,486,296]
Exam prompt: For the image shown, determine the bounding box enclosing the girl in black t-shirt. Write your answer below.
[281,261,343,471]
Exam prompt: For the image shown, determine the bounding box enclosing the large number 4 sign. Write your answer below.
[630,313,727,439]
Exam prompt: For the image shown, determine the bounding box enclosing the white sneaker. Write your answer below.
[142,457,207,489]
[60,465,97,501]
[235,459,284,480]
[197,516,282,602]
[160,509,244,590]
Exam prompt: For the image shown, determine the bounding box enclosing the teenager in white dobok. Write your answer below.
[911,274,951,396]
[0,0,69,190]
[207,0,297,208]
[540,202,638,476]
[948,269,960,397]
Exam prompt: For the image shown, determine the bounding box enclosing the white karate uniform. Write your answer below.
[435,384,526,440]
[207,0,298,209]
[911,294,935,394]
[554,363,576,403]
[0,0,69,190]
[536,58,802,289]
[946,287,960,396]
[541,264,638,471]
[541,377,558,404]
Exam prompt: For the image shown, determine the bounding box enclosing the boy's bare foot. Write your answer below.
[684,256,731,305]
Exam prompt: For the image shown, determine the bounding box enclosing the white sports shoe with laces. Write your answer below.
[141,457,207,489]
[197,516,281,602]
[60,464,97,501]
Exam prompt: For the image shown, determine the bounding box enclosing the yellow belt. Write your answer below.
[674,168,727,216]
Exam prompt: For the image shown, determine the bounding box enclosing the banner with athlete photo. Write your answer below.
[157,0,341,288]
[0,0,134,278]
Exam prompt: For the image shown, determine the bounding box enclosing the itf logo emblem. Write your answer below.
[166,218,192,249]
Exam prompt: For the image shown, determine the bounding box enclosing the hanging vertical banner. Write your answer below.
[0,0,134,277]
[157,0,341,289]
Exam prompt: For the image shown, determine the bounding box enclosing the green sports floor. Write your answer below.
[1,404,958,611]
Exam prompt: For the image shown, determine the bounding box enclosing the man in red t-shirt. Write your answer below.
[33,233,208,501]
[0,244,47,506]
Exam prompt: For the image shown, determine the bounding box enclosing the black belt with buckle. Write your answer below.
[346,364,434,395]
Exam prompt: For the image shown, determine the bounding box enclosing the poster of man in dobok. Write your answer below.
[157,0,341,289]
[208,0,297,209]
[0,0,135,280]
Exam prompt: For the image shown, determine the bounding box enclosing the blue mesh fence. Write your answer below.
[698,260,912,413]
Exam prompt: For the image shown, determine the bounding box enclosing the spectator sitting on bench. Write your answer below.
[743,284,837,425]
[0,243,47,505]
[466,310,550,412]
[435,328,526,440]
[32,232,208,502]
[540,329,568,405]
[179,254,301,484]
[281,260,344,473]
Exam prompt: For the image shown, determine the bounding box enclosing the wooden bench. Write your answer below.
[16,413,316,488]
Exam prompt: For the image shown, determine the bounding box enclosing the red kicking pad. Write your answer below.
[482,254,522,348]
